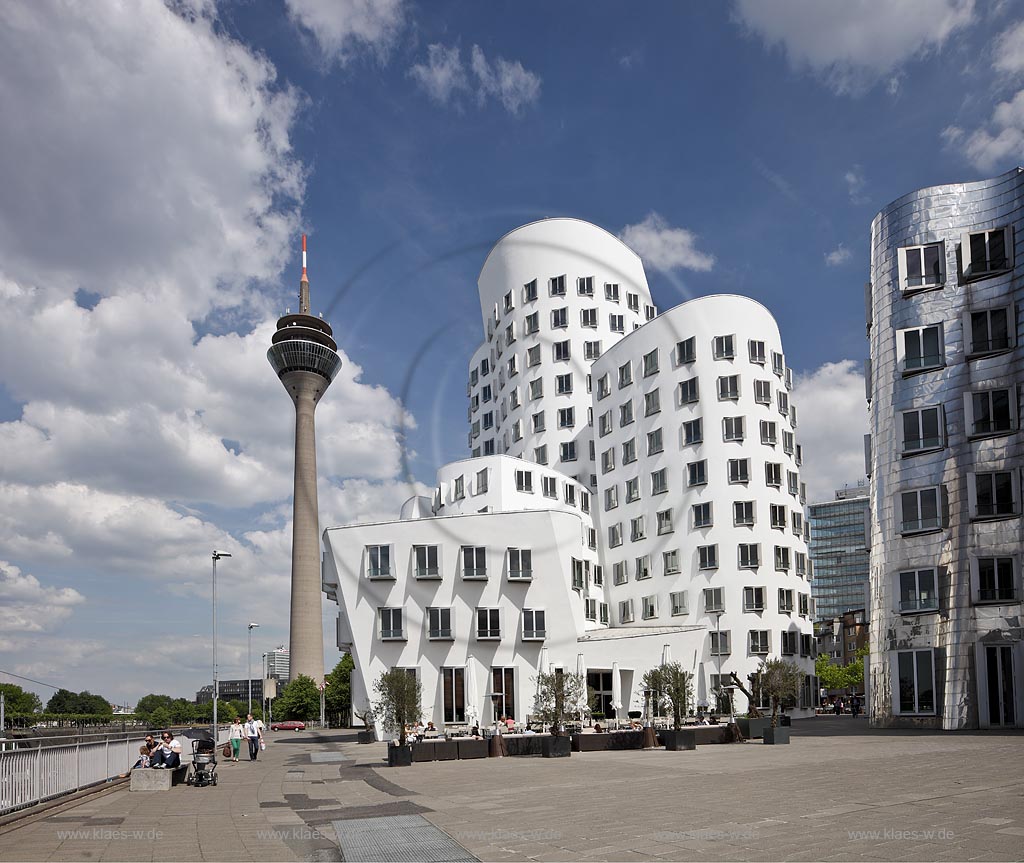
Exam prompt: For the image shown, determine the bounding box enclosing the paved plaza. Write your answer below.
[1,719,1022,862]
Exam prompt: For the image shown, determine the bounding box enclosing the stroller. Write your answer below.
[186,734,218,787]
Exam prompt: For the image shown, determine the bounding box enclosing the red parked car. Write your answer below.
[270,720,306,731]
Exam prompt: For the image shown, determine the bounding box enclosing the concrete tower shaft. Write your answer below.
[267,235,341,683]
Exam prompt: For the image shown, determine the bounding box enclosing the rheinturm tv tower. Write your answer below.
[267,236,341,683]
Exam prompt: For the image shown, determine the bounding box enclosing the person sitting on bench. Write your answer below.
[150,731,182,769]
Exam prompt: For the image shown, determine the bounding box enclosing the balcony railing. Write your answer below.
[899,597,939,613]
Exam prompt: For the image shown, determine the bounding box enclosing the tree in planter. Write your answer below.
[729,672,764,719]
[758,659,804,727]
[372,669,422,746]
[641,663,693,730]
[531,670,586,734]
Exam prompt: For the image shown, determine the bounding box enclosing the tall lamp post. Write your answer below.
[212,551,231,744]
[247,622,260,715]
[261,652,267,723]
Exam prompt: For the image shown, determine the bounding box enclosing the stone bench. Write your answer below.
[130,764,188,791]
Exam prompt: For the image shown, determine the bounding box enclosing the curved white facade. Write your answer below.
[866,168,1024,729]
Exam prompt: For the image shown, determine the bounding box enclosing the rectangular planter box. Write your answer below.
[571,730,643,752]
[505,735,544,757]
[738,717,769,739]
[541,736,572,758]
[433,740,458,761]
[661,729,697,751]
[456,738,488,759]
[763,726,791,745]
[387,744,413,766]
[411,743,435,762]
[356,730,375,744]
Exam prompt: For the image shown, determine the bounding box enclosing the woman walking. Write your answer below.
[229,717,244,762]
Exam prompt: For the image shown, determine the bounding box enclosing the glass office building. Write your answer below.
[809,485,869,622]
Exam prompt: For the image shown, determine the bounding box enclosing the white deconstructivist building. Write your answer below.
[865,168,1024,729]
[323,218,818,731]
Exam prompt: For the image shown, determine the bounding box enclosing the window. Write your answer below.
[743,586,765,611]
[618,362,633,388]
[549,275,566,296]
[647,428,664,455]
[642,595,658,620]
[765,462,782,487]
[564,483,576,506]
[754,379,771,405]
[643,349,659,377]
[596,410,612,437]
[504,322,516,346]
[728,458,750,484]
[414,545,440,578]
[898,243,944,291]
[976,556,1016,603]
[693,502,713,528]
[770,503,787,530]
[620,401,635,427]
[470,369,479,387]
[558,407,575,429]
[482,412,494,431]
[749,631,770,654]
[515,469,534,493]
[585,598,597,621]
[902,406,944,454]
[551,307,568,329]
[462,546,487,579]
[676,337,696,364]
[713,335,735,359]
[660,549,680,575]
[483,439,495,455]
[477,608,501,640]
[967,307,1012,356]
[644,390,661,416]
[778,588,794,613]
[723,416,745,442]
[428,607,453,640]
[895,649,936,714]
[605,485,618,510]
[627,292,640,312]
[710,630,731,655]
[380,607,404,640]
[610,313,625,332]
[441,667,465,723]
[787,470,800,495]
[508,548,532,580]
[900,487,943,534]
[971,471,1017,518]
[511,419,522,442]
[523,312,540,336]
[684,418,703,445]
[656,508,673,534]
[507,356,518,377]
[542,475,557,498]
[777,390,789,417]
[734,501,755,526]
[613,560,627,585]
[622,438,637,464]
[963,226,1011,279]
[584,339,601,359]
[795,551,807,576]
[771,351,784,376]
[578,276,594,296]
[600,602,610,624]
[748,339,766,364]
[454,475,465,500]
[670,591,688,616]
[645,304,656,320]
[605,282,620,301]
[619,599,635,624]
[532,411,545,433]
[782,430,795,455]
[760,420,777,445]
[738,543,760,568]
[553,340,570,361]
[522,279,538,303]
[704,587,724,612]
[781,631,798,655]
[968,388,1015,437]
[899,568,937,613]
[597,373,611,399]
[523,609,546,640]
[609,523,623,547]
[698,544,718,570]
[630,516,646,541]
[581,491,591,514]
[688,460,707,486]
[367,545,391,578]
[718,375,740,400]
[900,324,943,374]
[482,383,492,402]
[798,594,811,618]
[800,633,813,655]
[560,441,577,462]
[632,555,650,581]
[678,377,699,406]
[775,546,791,572]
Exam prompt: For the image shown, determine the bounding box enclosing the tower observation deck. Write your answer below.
[267,235,340,684]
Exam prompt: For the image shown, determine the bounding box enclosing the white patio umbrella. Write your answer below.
[538,646,549,675]
[464,657,480,728]
[576,653,588,720]
[661,643,672,666]
[696,662,709,713]
[611,661,622,728]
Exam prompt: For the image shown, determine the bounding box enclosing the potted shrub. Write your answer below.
[758,659,802,745]
[642,664,696,751]
[532,669,584,757]
[729,672,768,739]
[354,706,375,744]
[372,668,422,766]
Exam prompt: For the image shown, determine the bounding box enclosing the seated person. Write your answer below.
[522,727,537,736]
[469,724,481,738]
[119,745,151,777]
[504,716,515,732]
[593,723,604,733]
[424,721,438,737]
[144,734,158,754]
[149,731,182,769]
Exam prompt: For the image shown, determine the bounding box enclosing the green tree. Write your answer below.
[642,663,694,730]
[276,675,321,722]
[0,683,43,718]
[170,698,196,724]
[135,694,174,724]
[758,659,804,727]
[76,691,113,714]
[324,654,354,726]
[149,706,173,729]
[531,670,586,734]
[46,688,79,714]
[372,669,422,745]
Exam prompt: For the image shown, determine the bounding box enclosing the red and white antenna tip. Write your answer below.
[300,234,308,280]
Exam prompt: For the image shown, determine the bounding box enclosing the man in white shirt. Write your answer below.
[150,731,182,768]
[245,713,263,761]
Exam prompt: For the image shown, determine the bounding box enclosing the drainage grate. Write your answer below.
[310,753,351,763]
[332,815,477,862]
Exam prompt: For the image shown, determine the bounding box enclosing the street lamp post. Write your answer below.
[262,652,267,724]
[247,622,260,715]
[212,551,231,744]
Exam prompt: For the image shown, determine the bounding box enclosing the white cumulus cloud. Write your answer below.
[285,0,407,67]
[734,0,977,94]
[409,43,541,115]
[0,560,84,633]
[618,213,715,272]
[825,244,853,266]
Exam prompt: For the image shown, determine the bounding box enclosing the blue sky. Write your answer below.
[0,0,1020,703]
